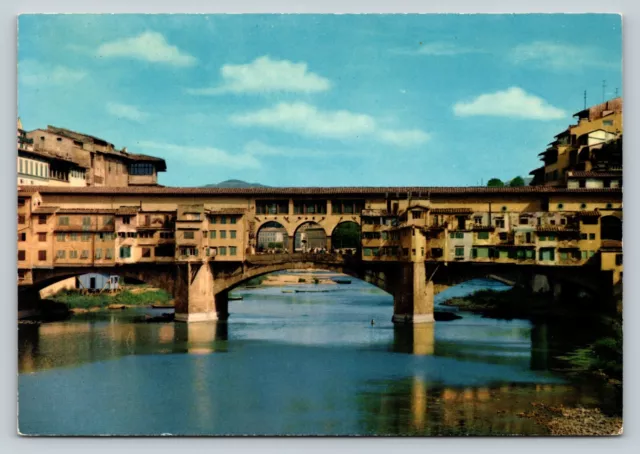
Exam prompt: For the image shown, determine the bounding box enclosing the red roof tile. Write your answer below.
[19,185,623,197]
[56,208,117,214]
[567,171,622,179]
[430,208,474,214]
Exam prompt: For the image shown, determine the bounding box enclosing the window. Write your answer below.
[219,246,227,256]
[19,159,23,174]
[18,215,26,224]
[363,248,372,257]
[589,251,595,258]
[141,247,152,258]
[38,215,47,225]
[455,247,465,257]
[105,249,113,259]
[56,250,66,259]
[58,216,70,226]
[128,163,155,175]
[56,233,65,242]
[560,251,568,261]
[560,218,567,225]
[210,216,217,224]
[495,219,505,228]
[580,203,587,209]
[103,216,114,226]
[501,206,507,212]
[81,250,89,259]
[606,203,613,209]
[230,230,237,239]
[230,246,237,256]
[557,203,564,210]
[411,211,424,220]
[82,233,91,242]
[474,216,483,225]
[70,233,78,241]
[155,245,175,257]
[82,216,91,226]
[183,231,195,239]
[616,254,623,266]
[70,250,78,259]
[118,232,126,239]
[477,231,489,240]
[220,230,227,239]
[221,216,227,224]
[160,232,175,239]
[589,233,596,240]
[122,216,131,225]
[603,120,614,126]
[519,216,528,225]
[550,219,556,225]
[119,246,131,258]
[95,248,102,259]
[126,232,137,238]
[38,233,46,242]
[18,250,25,261]
[580,233,588,240]
[209,231,216,239]
[230,217,237,224]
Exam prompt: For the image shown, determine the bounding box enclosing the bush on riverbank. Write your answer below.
[441,287,558,319]
[49,289,172,309]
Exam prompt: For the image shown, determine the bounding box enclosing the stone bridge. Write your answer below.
[20,252,617,323]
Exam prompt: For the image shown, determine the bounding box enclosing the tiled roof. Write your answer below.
[206,208,247,215]
[116,206,141,215]
[430,208,474,214]
[19,185,623,197]
[32,206,59,214]
[601,240,623,250]
[56,208,117,214]
[567,171,622,179]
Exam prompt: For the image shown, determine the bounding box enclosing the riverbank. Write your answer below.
[45,287,173,313]
[244,271,346,287]
[519,403,622,435]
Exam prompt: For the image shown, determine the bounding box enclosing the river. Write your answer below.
[18,274,616,436]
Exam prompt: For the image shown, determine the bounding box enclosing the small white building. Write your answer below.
[77,273,120,291]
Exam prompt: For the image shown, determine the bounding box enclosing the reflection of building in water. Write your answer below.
[393,324,435,356]
[173,321,228,355]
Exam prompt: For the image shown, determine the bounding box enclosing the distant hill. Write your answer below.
[204,179,269,188]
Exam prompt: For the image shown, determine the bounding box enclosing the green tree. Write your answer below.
[487,178,504,188]
[509,176,525,187]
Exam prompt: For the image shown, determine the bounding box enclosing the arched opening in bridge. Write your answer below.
[331,221,361,253]
[600,215,622,241]
[256,221,288,253]
[294,222,327,252]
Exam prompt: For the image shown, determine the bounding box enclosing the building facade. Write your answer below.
[530,98,623,188]
[18,122,166,188]
[17,186,623,291]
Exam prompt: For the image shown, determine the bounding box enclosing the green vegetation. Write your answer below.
[557,318,622,385]
[509,176,525,187]
[333,222,361,249]
[487,178,504,188]
[441,288,556,319]
[49,289,172,309]
[487,176,527,188]
[267,242,284,249]
[313,277,320,285]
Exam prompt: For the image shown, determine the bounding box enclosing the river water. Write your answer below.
[18,274,615,436]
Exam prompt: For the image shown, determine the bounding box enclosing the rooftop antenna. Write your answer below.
[615,87,619,98]
[602,80,606,103]
[583,90,587,110]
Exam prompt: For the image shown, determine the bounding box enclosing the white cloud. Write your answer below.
[137,141,260,169]
[377,129,432,146]
[510,41,618,71]
[244,140,327,158]
[19,60,87,86]
[96,31,196,66]
[392,41,485,56]
[453,87,566,120]
[230,102,430,147]
[106,102,148,122]
[186,56,331,95]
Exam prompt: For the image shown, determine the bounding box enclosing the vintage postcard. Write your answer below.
[17,14,622,436]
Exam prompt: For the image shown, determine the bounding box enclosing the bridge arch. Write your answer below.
[293,221,327,252]
[601,215,622,241]
[255,220,288,253]
[331,221,361,251]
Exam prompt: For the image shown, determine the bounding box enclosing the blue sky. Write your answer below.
[17,14,622,187]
